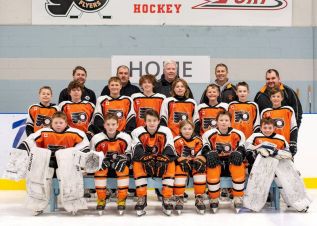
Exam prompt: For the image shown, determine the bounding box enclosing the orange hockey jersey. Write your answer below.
[245,132,289,152]
[174,135,203,158]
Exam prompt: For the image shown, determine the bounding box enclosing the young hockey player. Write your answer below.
[90,113,132,215]
[131,109,177,216]
[59,81,95,140]
[91,77,136,134]
[198,84,228,136]
[160,78,199,137]
[174,120,207,214]
[228,82,260,139]
[261,88,298,156]
[131,74,166,127]
[12,111,90,215]
[202,111,246,213]
[25,86,59,136]
[244,118,311,212]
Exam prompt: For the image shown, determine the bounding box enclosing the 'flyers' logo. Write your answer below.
[46,0,111,18]
[192,0,288,10]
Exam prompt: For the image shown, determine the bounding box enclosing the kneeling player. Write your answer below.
[174,120,206,214]
[131,109,177,216]
[90,113,132,215]
[202,111,246,213]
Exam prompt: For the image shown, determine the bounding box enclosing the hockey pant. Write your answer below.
[274,159,312,211]
[243,155,279,212]
[25,147,53,212]
[94,166,130,201]
[207,162,245,199]
[55,148,87,213]
[133,161,175,198]
[174,165,206,196]
[3,148,29,181]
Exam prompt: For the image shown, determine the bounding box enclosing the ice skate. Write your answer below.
[96,199,106,215]
[162,197,173,216]
[210,198,219,213]
[135,196,147,216]
[233,196,243,213]
[195,195,206,214]
[117,199,126,215]
[33,210,43,216]
[174,196,184,215]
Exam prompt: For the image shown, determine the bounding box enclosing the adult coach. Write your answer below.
[100,65,140,96]
[59,66,96,104]
[154,60,193,98]
[200,63,237,104]
[254,69,303,127]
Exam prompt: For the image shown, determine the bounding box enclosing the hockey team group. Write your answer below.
[3,61,312,216]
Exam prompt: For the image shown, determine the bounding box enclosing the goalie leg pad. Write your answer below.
[25,148,52,212]
[3,148,29,181]
[55,149,87,213]
[243,155,279,212]
[275,159,312,211]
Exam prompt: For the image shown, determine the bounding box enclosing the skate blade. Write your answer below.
[176,210,182,215]
[136,210,146,216]
[195,207,205,215]
[234,207,242,214]
[210,208,218,214]
[163,209,172,216]
[33,210,43,216]
[71,211,77,216]
[98,210,103,216]
[118,210,125,215]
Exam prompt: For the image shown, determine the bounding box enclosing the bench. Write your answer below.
[49,176,280,212]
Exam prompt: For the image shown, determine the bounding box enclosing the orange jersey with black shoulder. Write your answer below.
[26,103,59,132]
[228,101,260,139]
[245,132,289,151]
[160,97,199,137]
[261,106,297,143]
[174,135,203,158]
[197,103,228,135]
[202,128,245,158]
[90,131,131,156]
[59,101,95,133]
[131,126,175,156]
[93,95,135,132]
[131,92,165,127]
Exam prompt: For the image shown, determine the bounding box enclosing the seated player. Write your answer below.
[261,88,298,156]
[91,77,136,134]
[59,81,95,140]
[25,86,59,136]
[198,83,228,136]
[160,78,199,137]
[90,113,131,215]
[174,120,207,214]
[202,111,246,213]
[131,74,166,127]
[131,109,177,216]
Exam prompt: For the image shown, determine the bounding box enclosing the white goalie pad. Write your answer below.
[275,159,312,211]
[25,147,53,212]
[243,155,279,212]
[55,148,87,213]
[74,150,104,173]
[3,148,29,181]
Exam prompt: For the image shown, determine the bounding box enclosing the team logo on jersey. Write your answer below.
[45,0,111,18]
[234,111,250,122]
[203,117,217,129]
[192,0,288,10]
[36,114,52,127]
[216,142,232,156]
[107,109,124,119]
[139,107,152,119]
[71,112,87,123]
[85,95,90,101]
[174,112,189,123]
[274,118,285,128]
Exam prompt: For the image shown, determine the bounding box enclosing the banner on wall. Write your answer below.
[32,0,292,26]
[111,56,211,83]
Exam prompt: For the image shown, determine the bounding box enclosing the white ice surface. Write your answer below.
[0,189,316,226]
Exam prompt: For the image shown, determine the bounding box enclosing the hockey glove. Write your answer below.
[245,150,255,166]
[229,151,243,166]
[182,146,193,157]
[205,151,220,168]
[140,154,156,176]
[192,158,206,173]
[178,158,192,172]
[155,155,170,177]
[113,154,128,172]
[101,157,111,170]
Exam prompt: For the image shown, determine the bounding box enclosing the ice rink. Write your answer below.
[1,189,316,226]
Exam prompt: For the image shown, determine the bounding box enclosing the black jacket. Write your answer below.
[154,74,194,98]
[100,81,140,97]
[58,86,96,105]
[254,83,303,127]
[200,82,238,104]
